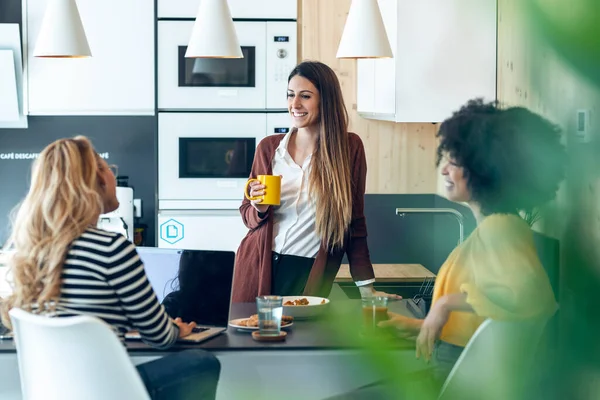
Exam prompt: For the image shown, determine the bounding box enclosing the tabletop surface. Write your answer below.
[0,300,418,354]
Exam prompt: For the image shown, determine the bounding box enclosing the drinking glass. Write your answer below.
[256,295,283,336]
[362,296,389,331]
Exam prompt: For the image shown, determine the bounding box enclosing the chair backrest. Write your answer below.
[439,316,550,400]
[9,308,150,400]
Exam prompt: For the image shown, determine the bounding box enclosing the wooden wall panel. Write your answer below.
[299,0,439,194]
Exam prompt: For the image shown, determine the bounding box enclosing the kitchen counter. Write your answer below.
[335,263,436,283]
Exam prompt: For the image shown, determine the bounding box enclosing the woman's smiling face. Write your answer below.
[287,75,321,130]
[440,154,471,203]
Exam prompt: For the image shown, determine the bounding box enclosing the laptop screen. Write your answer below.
[137,247,235,328]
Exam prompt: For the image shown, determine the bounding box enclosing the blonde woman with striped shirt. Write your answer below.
[1,136,220,400]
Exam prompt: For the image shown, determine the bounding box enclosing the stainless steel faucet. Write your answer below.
[395,208,466,244]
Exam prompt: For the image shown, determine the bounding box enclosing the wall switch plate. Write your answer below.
[576,109,592,143]
[133,199,142,218]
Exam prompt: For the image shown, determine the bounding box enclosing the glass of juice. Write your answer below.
[256,295,283,336]
[362,296,389,331]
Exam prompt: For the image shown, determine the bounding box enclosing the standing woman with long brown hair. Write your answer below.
[232,61,398,302]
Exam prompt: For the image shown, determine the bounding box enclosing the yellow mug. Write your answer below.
[244,175,281,206]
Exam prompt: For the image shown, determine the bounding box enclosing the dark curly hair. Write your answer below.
[436,99,567,216]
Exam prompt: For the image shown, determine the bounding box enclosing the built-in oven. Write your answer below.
[157,0,297,111]
[158,112,291,210]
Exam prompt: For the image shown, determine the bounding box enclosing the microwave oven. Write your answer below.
[158,112,291,210]
[157,0,297,111]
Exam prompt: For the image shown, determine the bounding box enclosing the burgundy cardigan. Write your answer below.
[231,132,375,302]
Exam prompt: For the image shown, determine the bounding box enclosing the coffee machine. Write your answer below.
[98,186,134,241]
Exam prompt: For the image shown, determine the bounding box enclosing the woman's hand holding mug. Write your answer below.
[247,180,270,213]
[245,175,282,214]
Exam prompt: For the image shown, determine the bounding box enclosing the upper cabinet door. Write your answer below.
[26,0,155,115]
[357,0,497,123]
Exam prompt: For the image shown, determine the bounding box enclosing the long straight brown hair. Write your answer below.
[288,61,352,250]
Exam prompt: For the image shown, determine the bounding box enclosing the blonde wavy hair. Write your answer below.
[288,61,353,250]
[1,136,104,327]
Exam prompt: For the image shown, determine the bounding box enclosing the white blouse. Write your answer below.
[271,131,320,258]
[269,131,375,287]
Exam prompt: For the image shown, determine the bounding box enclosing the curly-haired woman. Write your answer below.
[1,136,220,400]
[378,99,567,382]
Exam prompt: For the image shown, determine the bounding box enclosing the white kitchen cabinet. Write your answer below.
[158,211,248,252]
[157,0,297,19]
[357,0,497,123]
[26,0,155,115]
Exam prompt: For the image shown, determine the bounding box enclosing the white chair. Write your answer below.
[9,308,151,400]
[439,317,550,400]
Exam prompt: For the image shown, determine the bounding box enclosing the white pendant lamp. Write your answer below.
[336,0,393,59]
[185,0,243,59]
[34,0,91,58]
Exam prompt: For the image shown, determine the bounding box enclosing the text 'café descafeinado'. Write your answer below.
[0,152,110,160]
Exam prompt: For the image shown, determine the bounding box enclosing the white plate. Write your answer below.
[282,296,330,319]
[228,318,293,332]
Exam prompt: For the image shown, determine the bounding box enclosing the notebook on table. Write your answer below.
[126,247,235,343]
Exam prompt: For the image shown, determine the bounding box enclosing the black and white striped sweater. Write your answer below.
[53,228,178,349]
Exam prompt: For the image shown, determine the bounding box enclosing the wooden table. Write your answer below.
[336,263,436,283]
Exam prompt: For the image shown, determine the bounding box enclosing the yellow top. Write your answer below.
[431,214,557,347]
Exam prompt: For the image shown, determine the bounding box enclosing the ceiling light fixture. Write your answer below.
[337,0,393,59]
[185,0,243,59]
[33,0,91,58]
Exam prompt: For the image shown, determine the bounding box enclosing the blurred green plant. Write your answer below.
[527,0,600,88]
[521,208,542,227]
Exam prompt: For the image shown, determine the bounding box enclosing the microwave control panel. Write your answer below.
[266,22,298,109]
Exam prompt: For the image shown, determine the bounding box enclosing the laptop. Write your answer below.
[127,247,236,343]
